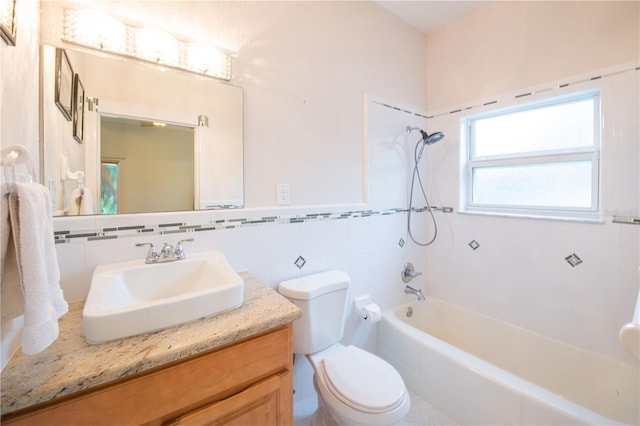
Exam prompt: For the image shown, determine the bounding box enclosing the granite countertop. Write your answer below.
[1,273,301,415]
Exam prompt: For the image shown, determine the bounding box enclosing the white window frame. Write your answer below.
[461,89,601,221]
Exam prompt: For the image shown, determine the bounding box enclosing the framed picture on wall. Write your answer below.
[55,48,73,121]
[0,0,17,45]
[72,74,85,144]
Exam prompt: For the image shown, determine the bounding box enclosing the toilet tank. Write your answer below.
[278,270,350,354]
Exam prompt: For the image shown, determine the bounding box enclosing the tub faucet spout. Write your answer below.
[405,285,425,301]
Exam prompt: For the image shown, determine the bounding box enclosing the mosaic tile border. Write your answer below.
[53,206,454,244]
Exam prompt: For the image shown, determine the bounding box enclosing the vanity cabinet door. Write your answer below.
[166,372,289,426]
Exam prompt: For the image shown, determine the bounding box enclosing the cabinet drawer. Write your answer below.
[3,324,293,426]
[166,372,289,426]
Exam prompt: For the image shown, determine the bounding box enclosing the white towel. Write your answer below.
[68,187,82,215]
[4,182,68,355]
[68,187,95,215]
[1,185,23,322]
[79,187,94,215]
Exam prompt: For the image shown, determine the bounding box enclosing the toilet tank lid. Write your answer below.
[279,270,350,300]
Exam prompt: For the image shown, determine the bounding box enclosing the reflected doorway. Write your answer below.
[100,116,195,214]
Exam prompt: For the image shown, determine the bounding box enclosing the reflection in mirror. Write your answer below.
[100,116,195,214]
[41,44,243,217]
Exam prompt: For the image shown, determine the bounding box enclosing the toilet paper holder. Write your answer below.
[353,295,381,322]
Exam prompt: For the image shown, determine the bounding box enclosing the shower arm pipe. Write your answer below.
[406,126,445,146]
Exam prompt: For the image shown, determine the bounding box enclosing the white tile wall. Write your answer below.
[49,68,639,417]
[52,206,432,394]
[423,67,640,363]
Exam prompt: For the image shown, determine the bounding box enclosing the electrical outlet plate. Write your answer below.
[277,183,290,205]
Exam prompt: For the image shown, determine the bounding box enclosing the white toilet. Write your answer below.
[279,270,410,426]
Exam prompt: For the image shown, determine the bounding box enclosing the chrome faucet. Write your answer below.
[136,238,194,264]
[160,242,176,259]
[404,285,425,301]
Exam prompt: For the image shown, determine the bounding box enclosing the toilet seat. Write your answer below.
[318,345,407,413]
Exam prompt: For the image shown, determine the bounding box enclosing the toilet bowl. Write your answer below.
[278,270,410,425]
[308,344,410,425]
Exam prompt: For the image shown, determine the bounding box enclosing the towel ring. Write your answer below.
[1,145,35,183]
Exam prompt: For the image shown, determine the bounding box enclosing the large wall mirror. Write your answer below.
[41,44,244,216]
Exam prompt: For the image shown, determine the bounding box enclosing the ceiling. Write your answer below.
[376,1,488,34]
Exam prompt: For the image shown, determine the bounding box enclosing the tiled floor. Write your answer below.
[293,387,458,426]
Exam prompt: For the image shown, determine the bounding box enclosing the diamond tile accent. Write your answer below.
[565,253,583,267]
[468,240,480,250]
[398,238,405,248]
[294,256,307,269]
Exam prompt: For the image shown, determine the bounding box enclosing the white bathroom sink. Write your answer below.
[83,251,244,343]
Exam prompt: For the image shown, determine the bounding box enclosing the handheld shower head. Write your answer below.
[424,131,445,145]
[406,126,445,145]
[405,125,442,247]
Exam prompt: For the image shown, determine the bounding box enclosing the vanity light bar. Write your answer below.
[61,9,232,81]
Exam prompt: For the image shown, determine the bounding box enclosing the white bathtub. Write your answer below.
[378,299,639,425]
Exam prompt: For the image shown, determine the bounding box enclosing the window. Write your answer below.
[462,90,601,220]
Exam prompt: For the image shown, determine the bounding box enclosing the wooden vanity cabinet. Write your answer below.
[2,324,294,426]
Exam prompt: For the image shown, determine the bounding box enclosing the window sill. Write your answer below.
[458,209,605,224]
